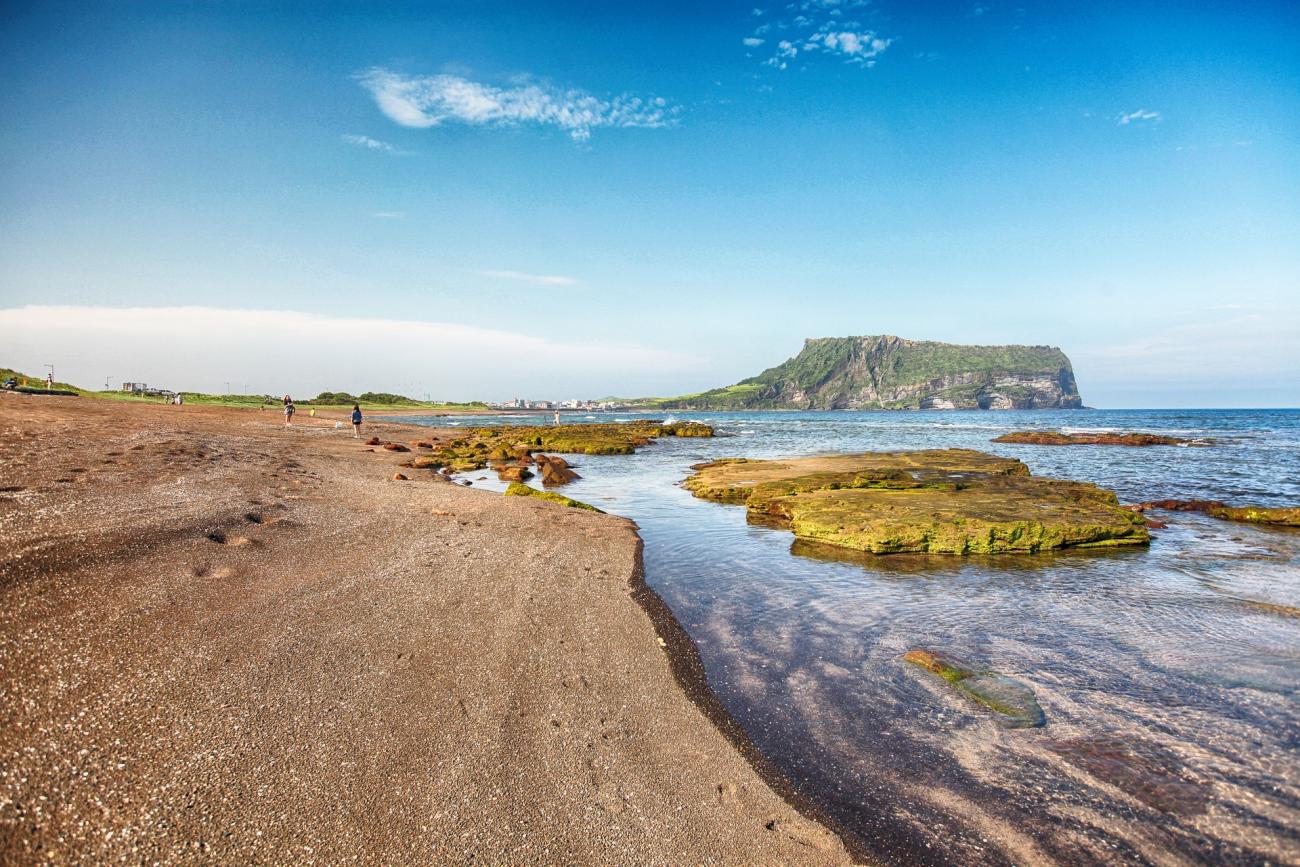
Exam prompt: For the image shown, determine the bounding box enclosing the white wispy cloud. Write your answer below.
[0,305,702,400]
[765,40,800,70]
[478,270,577,286]
[371,211,405,219]
[747,4,890,70]
[355,68,679,142]
[341,133,408,154]
[1118,109,1162,126]
[805,31,891,64]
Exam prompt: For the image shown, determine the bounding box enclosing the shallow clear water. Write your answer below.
[403,409,1300,865]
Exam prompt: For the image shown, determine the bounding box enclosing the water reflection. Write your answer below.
[409,409,1300,864]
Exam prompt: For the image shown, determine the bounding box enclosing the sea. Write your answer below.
[396,408,1300,866]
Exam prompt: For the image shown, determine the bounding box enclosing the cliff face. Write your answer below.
[666,336,1083,410]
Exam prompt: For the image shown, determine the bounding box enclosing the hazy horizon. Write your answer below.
[2,2,1297,408]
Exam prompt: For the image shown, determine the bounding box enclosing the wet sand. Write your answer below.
[0,395,852,864]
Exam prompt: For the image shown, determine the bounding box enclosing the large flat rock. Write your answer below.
[684,449,1148,555]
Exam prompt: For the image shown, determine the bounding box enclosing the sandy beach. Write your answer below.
[0,395,852,864]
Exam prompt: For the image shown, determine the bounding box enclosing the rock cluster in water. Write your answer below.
[1136,499,1300,526]
[903,649,1045,728]
[992,430,1202,447]
[396,421,712,476]
[683,449,1149,555]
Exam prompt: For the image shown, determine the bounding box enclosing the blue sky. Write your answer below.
[1,0,1297,405]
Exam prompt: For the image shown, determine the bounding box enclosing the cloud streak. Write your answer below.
[356,68,679,142]
[341,133,408,154]
[0,305,701,401]
[1118,109,1162,126]
[478,269,577,286]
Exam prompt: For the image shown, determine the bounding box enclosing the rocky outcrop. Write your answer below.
[993,431,1199,446]
[662,336,1083,410]
[1137,500,1300,526]
[496,465,534,483]
[420,422,713,474]
[683,449,1148,554]
[535,454,581,486]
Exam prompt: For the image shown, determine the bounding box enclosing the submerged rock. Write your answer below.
[993,431,1200,447]
[1137,499,1300,527]
[1048,737,1207,814]
[904,648,1045,728]
[684,449,1148,555]
[902,649,973,682]
[503,482,602,512]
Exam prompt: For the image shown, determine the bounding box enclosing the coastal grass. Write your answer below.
[2,366,486,412]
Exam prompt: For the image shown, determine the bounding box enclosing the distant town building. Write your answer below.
[121,382,176,398]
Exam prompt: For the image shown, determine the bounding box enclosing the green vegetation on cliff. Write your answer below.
[648,336,1083,410]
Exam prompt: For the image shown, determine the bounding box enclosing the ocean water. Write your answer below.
[403,409,1300,865]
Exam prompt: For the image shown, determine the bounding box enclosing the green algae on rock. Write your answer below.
[504,482,603,512]
[1137,499,1300,527]
[993,430,1200,447]
[683,449,1148,555]
[416,421,713,473]
[903,649,1045,728]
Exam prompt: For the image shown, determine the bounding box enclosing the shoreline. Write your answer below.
[0,395,855,863]
[625,537,872,863]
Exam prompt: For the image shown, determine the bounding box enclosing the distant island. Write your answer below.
[644,335,1084,410]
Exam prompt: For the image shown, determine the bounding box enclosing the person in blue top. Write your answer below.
[351,404,363,438]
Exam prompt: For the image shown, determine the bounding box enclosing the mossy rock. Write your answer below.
[904,649,1045,728]
[424,422,712,476]
[1139,499,1299,527]
[993,430,1198,447]
[503,482,602,512]
[684,449,1147,555]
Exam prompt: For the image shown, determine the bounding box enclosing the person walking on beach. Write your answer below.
[283,395,295,427]
[351,403,363,438]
